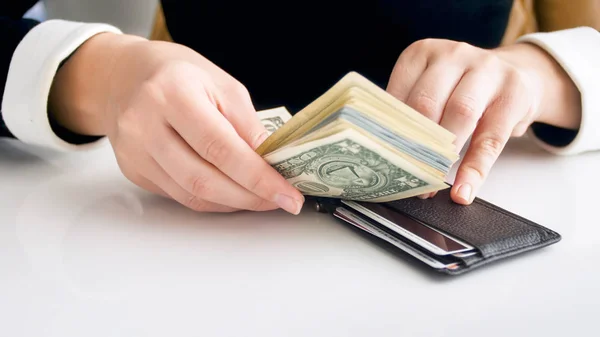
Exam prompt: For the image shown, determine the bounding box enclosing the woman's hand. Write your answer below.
[387,39,581,204]
[49,33,304,214]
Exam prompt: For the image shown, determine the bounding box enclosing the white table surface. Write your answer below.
[1,135,598,337]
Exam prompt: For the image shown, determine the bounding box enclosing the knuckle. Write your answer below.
[201,137,230,166]
[451,41,473,55]
[153,60,194,83]
[477,133,505,158]
[505,67,528,89]
[139,79,169,107]
[448,95,479,120]
[395,51,414,69]
[247,173,268,194]
[248,197,270,212]
[147,64,177,92]
[407,39,427,50]
[184,195,209,212]
[410,91,439,117]
[460,162,487,182]
[404,38,435,56]
[223,79,251,100]
[247,128,268,149]
[188,174,212,197]
[499,69,533,110]
[479,53,501,69]
[116,107,142,136]
[418,38,437,47]
[148,61,206,101]
[115,110,155,154]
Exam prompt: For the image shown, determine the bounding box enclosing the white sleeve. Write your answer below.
[1,19,122,152]
[516,26,600,155]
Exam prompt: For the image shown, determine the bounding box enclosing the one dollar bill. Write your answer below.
[263,128,448,202]
[257,107,293,135]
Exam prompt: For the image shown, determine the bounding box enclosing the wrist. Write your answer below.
[48,32,147,136]
[494,42,582,130]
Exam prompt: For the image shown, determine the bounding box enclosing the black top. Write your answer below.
[161,0,513,112]
[1,0,513,140]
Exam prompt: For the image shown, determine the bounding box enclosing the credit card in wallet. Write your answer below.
[341,200,474,256]
[334,207,460,270]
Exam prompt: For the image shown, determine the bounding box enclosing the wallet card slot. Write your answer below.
[380,189,561,260]
[333,206,464,270]
[312,194,560,275]
[340,199,477,256]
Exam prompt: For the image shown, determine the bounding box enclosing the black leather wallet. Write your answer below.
[312,188,561,275]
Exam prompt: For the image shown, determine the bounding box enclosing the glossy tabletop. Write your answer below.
[1,135,598,337]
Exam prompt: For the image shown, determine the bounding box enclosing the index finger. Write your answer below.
[451,91,528,205]
[165,82,305,215]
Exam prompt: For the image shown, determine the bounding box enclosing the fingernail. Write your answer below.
[253,131,269,149]
[456,184,472,203]
[275,194,304,215]
[417,194,428,199]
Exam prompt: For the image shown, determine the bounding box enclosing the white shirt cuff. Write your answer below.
[517,26,600,155]
[1,19,122,152]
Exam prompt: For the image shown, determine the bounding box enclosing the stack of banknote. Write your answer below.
[256,72,459,202]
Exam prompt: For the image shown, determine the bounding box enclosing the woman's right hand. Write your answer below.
[49,32,305,214]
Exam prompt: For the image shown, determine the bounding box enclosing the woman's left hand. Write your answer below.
[387,39,581,205]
